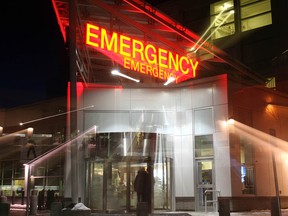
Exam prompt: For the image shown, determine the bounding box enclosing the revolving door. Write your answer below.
[85,132,173,213]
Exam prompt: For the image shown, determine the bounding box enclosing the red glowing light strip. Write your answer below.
[51,0,67,43]
[85,23,199,83]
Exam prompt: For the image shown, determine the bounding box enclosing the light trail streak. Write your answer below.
[112,69,140,83]
[19,105,94,126]
[194,10,234,53]
[191,5,228,51]
[232,120,288,153]
[25,125,97,166]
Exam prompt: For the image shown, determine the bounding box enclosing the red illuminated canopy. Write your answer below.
[52,0,266,85]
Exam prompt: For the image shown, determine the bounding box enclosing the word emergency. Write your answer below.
[86,23,199,82]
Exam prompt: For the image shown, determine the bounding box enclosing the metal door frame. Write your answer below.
[195,159,216,212]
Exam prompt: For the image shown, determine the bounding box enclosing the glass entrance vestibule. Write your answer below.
[84,132,173,213]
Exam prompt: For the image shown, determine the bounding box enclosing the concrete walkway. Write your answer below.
[9,204,288,216]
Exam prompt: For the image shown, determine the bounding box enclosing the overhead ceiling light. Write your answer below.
[111,69,140,83]
[164,77,175,86]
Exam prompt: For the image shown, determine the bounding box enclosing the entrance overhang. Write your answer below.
[52,0,266,86]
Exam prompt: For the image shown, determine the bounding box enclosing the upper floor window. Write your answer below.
[210,0,235,39]
[265,77,276,89]
[240,0,272,32]
[195,135,214,158]
[210,0,272,39]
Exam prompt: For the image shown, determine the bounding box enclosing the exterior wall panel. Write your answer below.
[81,75,229,210]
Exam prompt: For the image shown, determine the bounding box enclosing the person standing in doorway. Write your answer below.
[134,168,148,203]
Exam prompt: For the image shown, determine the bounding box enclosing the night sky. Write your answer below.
[0,0,171,108]
[0,0,68,108]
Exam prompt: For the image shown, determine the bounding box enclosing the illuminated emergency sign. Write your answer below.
[85,23,199,83]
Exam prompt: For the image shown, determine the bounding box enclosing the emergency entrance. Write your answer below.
[85,132,173,212]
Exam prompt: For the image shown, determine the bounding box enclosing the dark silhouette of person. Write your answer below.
[38,189,45,210]
[26,139,36,159]
[144,165,152,212]
[244,175,250,188]
[134,168,148,202]
[46,189,55,209]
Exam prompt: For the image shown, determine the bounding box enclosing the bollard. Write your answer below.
[271,196,281,216]
[218,197,230,216]
[0,195,10,216]
[21,190,25,205]
[0,195,7,203]
[12,191,15,204]
[30,191,38,215]
[50,202,62,216]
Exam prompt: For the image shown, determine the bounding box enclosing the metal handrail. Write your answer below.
[204,189,221,212]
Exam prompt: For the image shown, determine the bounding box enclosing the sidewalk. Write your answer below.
[9,204,288,216]
[10,204,50,216]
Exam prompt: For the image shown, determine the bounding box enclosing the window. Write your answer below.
[195,135,214,158]
[265,77,276,89]
[210,0,235,39]
[241,140,255,194]
[210,0,272,39]
[194,108,214,135]
[241,0,272,32]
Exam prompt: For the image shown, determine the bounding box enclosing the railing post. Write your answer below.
[205,193,207,212]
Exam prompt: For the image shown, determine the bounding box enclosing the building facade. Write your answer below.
[1,0,288,213]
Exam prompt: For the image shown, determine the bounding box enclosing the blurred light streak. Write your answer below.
[112,69,140,83]
[19,105,94,126]
[25,125,97,167]
[164,76,175,86]
[194,10,234,53]
[0,129,29,143]
[231,120,288,154]
[191,5,228,51]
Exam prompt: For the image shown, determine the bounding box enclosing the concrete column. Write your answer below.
[69,0,79,204]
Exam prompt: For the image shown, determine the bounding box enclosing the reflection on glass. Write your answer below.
[107,162,127,211]
[90,163,103,210]
[210,0,235,39]
[241,141,255,194]
[87,132,172,212]
[197,161,213,185]
[195,135,213,158]
[240,0,272,32]
[196,159,215,211]
[154,159,171,210]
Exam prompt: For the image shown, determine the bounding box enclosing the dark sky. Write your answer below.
[0,0,171,109]
[0,0,68,108]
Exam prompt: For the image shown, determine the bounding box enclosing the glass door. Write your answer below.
[153,157,172,211]
[106,161,128,211]
[130,161,149,211]
[88,162,104,210]
[88,156,172,212]
[195,159,215,212]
